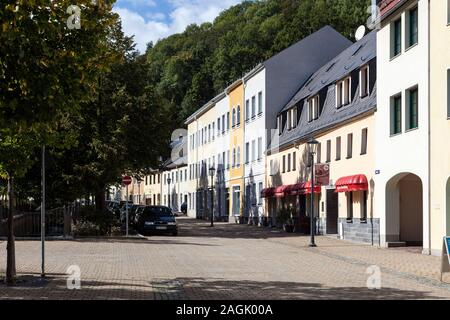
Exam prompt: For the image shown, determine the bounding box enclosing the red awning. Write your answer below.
[286,182,321,196]
[274,185,290,198]
[335,174,369,193]
[261,188,275,198]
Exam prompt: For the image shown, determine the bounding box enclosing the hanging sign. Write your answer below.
[315,164,330,186]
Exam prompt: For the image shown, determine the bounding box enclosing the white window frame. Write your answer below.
[359,65,370,97]
[336,77,351,108]
[308,95,320,122]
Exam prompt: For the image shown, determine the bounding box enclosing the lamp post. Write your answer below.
[167,177,172,209]
[209,166,216,227]
[307,138,319,247]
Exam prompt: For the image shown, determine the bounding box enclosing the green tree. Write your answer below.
[0,0,119,285]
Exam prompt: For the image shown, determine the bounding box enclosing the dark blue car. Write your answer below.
[136,206,178,236]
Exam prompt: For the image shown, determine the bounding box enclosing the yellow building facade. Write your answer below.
[227,81,245,221]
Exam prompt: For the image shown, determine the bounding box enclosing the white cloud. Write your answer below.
[114,0,242,53]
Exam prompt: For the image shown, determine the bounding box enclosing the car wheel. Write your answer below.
[172,232,178,236]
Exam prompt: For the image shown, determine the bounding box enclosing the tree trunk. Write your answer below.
[6,174,16,285]
[95,187,106,214]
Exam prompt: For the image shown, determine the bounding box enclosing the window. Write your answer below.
[232,109,236,128]
[448,0,450,24]
[347,192,353,222]
[336,77,351,108]
[390,94,402,135]
[391,18,402,58]
[360,65,370,97]
[252,96,256,118]
[258,182,263,205]
[257,137,262,160]
[245,142,250,164]
[407,6,418,48]
[237,105,241,126]
[217,118,220,135]
[287,153,291,172]
[237,147,241,167]
[212,123,215,140]
[361,191,368,221]
[232,186,241,216]
[291,108,297,129]
[361,128,368,155]
[317,143,322,163]
[251,140,256,162]
[208,124,211,142]
[278,116,283,135]
[287,110,291,130]
[308,95,320,122]
[222,115,225,133]
[227,150,230,169]
[258,92,263,114]
[282,155,286,173]
[232,148,236,168]
[326,140,331,163]
[406,87,418,130]
[336,137,341,161]
[347,133,353,159]
[245,100,250,121]
[448,70,450,118]
[292,152,296,171]
[227,112,230,130]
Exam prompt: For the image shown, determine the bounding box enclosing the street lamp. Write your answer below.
[167,177,172,209]
[307,138,319,247]
[209,166,216,227]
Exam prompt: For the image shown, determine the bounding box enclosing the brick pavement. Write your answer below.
[0,217,450,300]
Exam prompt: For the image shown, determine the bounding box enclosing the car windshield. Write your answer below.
[145,206,173,217]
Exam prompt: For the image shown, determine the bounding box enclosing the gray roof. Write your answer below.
[275,30,377,150]
[263,26,353,129]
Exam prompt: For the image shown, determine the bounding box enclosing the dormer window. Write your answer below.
[308,95,320,122]
[278,116,283,135]
[290,107,297,129]
[360,65,370,98]
[336,77,351,108]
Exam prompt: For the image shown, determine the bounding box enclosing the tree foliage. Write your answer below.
[146,0,371,125]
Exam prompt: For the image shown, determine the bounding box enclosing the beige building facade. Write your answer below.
[264,31,377,243]
[429,0,450,255]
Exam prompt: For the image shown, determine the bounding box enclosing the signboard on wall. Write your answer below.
[315,164,330,186]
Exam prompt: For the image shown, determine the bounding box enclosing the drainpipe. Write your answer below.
[427,0,431,255]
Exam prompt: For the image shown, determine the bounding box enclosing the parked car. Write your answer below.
[136,206,178,236]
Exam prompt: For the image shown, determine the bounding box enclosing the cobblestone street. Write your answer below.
[1,217,450,300]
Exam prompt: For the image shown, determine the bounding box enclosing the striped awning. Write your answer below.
[335,174,369,193]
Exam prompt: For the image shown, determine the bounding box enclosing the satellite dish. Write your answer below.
[355,25,366,41]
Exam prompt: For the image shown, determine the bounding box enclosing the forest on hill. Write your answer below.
[145,0,372,126]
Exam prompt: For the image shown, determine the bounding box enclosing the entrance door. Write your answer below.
[326,189,339,234]
[225,188,230,219]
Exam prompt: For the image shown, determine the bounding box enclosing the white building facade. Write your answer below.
[375,0,430,252]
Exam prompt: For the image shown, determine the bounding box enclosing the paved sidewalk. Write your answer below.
[0,217,450,300]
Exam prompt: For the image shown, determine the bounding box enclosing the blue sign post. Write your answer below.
[441,237,450,282]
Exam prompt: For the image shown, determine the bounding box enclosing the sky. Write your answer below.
[113,0,243,53]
